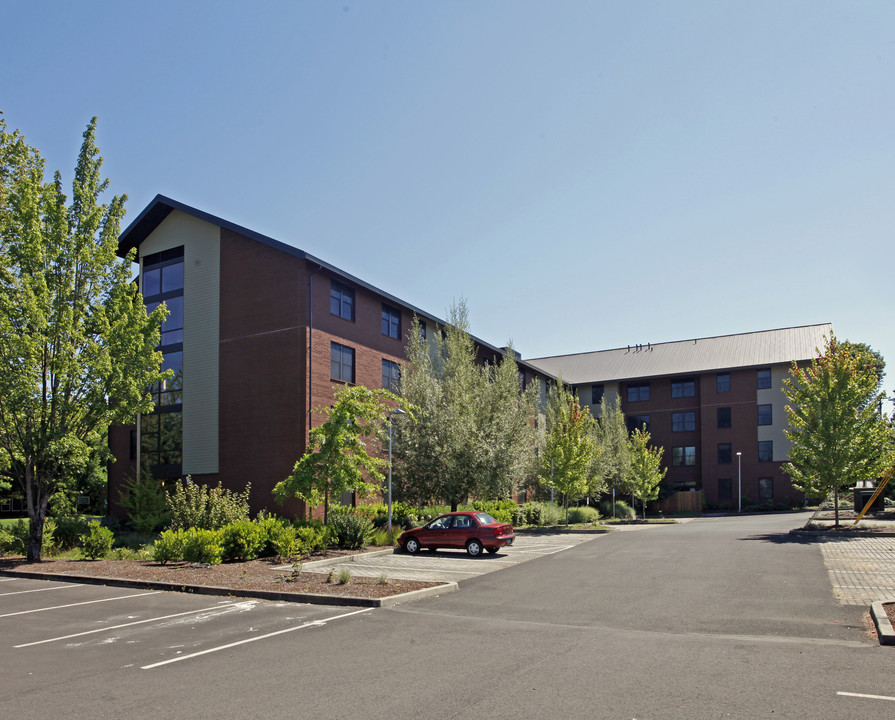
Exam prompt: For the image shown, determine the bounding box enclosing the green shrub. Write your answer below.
[81,521,114,560]
[600,500,635,520]
[327,513,373,550]
[567,506,601,524]
[467,500,518,524]
[41,517,59,556]
[119,474,171,534]
[5,519,29,556]
[167,478,251,531]
[0,528,16,556]
[296,526,328,555]
[181,528,223,564]
[371,501,417,530]
[152,529,184,564]
[53,515,91,550]
[220,521,266,561]
[268,523,300,560]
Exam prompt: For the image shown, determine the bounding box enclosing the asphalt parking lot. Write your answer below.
[295,531,601,582]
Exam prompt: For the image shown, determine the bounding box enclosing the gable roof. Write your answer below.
[525,324,832,385]
[118,195,554,379]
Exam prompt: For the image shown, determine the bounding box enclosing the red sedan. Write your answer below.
[398,511,515,557]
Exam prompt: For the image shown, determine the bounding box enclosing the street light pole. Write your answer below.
[387,408,407,534]
[736,452,742,513]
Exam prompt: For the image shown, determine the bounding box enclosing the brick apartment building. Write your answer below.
[107,195,552,518]
[105,194,829,519]
[525,324,832,509]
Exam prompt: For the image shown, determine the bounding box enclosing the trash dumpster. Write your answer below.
[853,487,885,514]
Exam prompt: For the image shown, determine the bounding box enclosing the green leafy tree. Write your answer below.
[395,301,537,510]
[0,116,168,560]
[628,427,666,519]
[593,393,632,499]
[783,335,894,526]
[540,380,599,522]
[274,385,408,522]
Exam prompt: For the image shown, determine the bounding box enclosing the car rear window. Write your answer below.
[474,513,497,525]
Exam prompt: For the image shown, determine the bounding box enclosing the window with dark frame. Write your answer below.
[627,383,650,402]
[671,378,695,398]
[382,359,400,393]
[331,342,355,383]
[757,404,772,426]
[672,446,696,466]
[592,384,604,405]
[627,415,650,433]
[672,411,696,432]
[757,368,771,389]
[330,280,355,321]
[718,443,732,464]
[759,477,774,500]
[717,407,731,428]
[758,440,773,462]
[382,304,401,339]
[717,372,730,393]
[718,478,732,500]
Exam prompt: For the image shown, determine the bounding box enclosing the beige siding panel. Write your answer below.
[757,367,791,461]
[142,210,220,474]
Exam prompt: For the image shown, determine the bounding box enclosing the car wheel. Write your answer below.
[486,547,498,554]
[466,539,483,557]
[405,537,421,554]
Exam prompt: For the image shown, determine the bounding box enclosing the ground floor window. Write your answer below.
[759,477,774,500]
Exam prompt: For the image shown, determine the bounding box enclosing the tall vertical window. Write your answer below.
[757,404,772,426]
[757,368,771,389]
[382,359,400,393]
[627,383,650,402]
[672,446,696,466]
[671,378,695,398]
[717,373,730,393]
[758,440,773,462]
[331,342,355,383]
[592,384,604,405]
[330,280,355,321]
[141,247,184,480]
[382,304,401,339]
[759,477,774,500]
[717,407,731,428]
[419,320,427,340]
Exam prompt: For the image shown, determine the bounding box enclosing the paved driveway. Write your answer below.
[295,532,598,582]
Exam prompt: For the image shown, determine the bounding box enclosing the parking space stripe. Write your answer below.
[141,607,374,670]
[0,583,84,597]
[0,590,161,618]
[837,691,895,702]
[14,601,250,648]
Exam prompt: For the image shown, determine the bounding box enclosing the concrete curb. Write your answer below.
[790,529,895,537]
[0,567,457,608]
[870,601,895,645]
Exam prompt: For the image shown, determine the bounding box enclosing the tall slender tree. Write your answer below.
[628,427,666,519]
[0,116,168,560]
[783,335,893,526]
[592,393,632,499]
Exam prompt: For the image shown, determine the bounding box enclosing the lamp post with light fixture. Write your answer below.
[737,452,742,513]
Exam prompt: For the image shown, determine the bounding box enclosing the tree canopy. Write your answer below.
[627,427,666,518]
[783,334,894,524]
[0,116,168,560]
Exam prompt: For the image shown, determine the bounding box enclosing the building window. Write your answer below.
[717,407,731,429]
[757,368,771,389]
[627,383,650,402]
[419,320,427,340]
[718,478,732,500]
[671,378,695,398]
[718,443,732,464]
[627,415,650,433]
[757,404,772,426]
[759,477,774,500]
[382,359,400,393]
[330,280,355,321]
[717,373,730,393]
[382,304,401,339]
[331,342,355,383]
[592,384,604,405]
[672,411,696,432]
[758,440,773,462]
[672,446,696,466]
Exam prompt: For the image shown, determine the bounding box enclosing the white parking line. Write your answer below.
[0,583,84,596]
[0,591,161,618]
[14,601,250,648]
[837,691,895,702]
[336,563,490,576]
[141,607,374,670]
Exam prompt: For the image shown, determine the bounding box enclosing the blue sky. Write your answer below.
[2,1,893,395]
